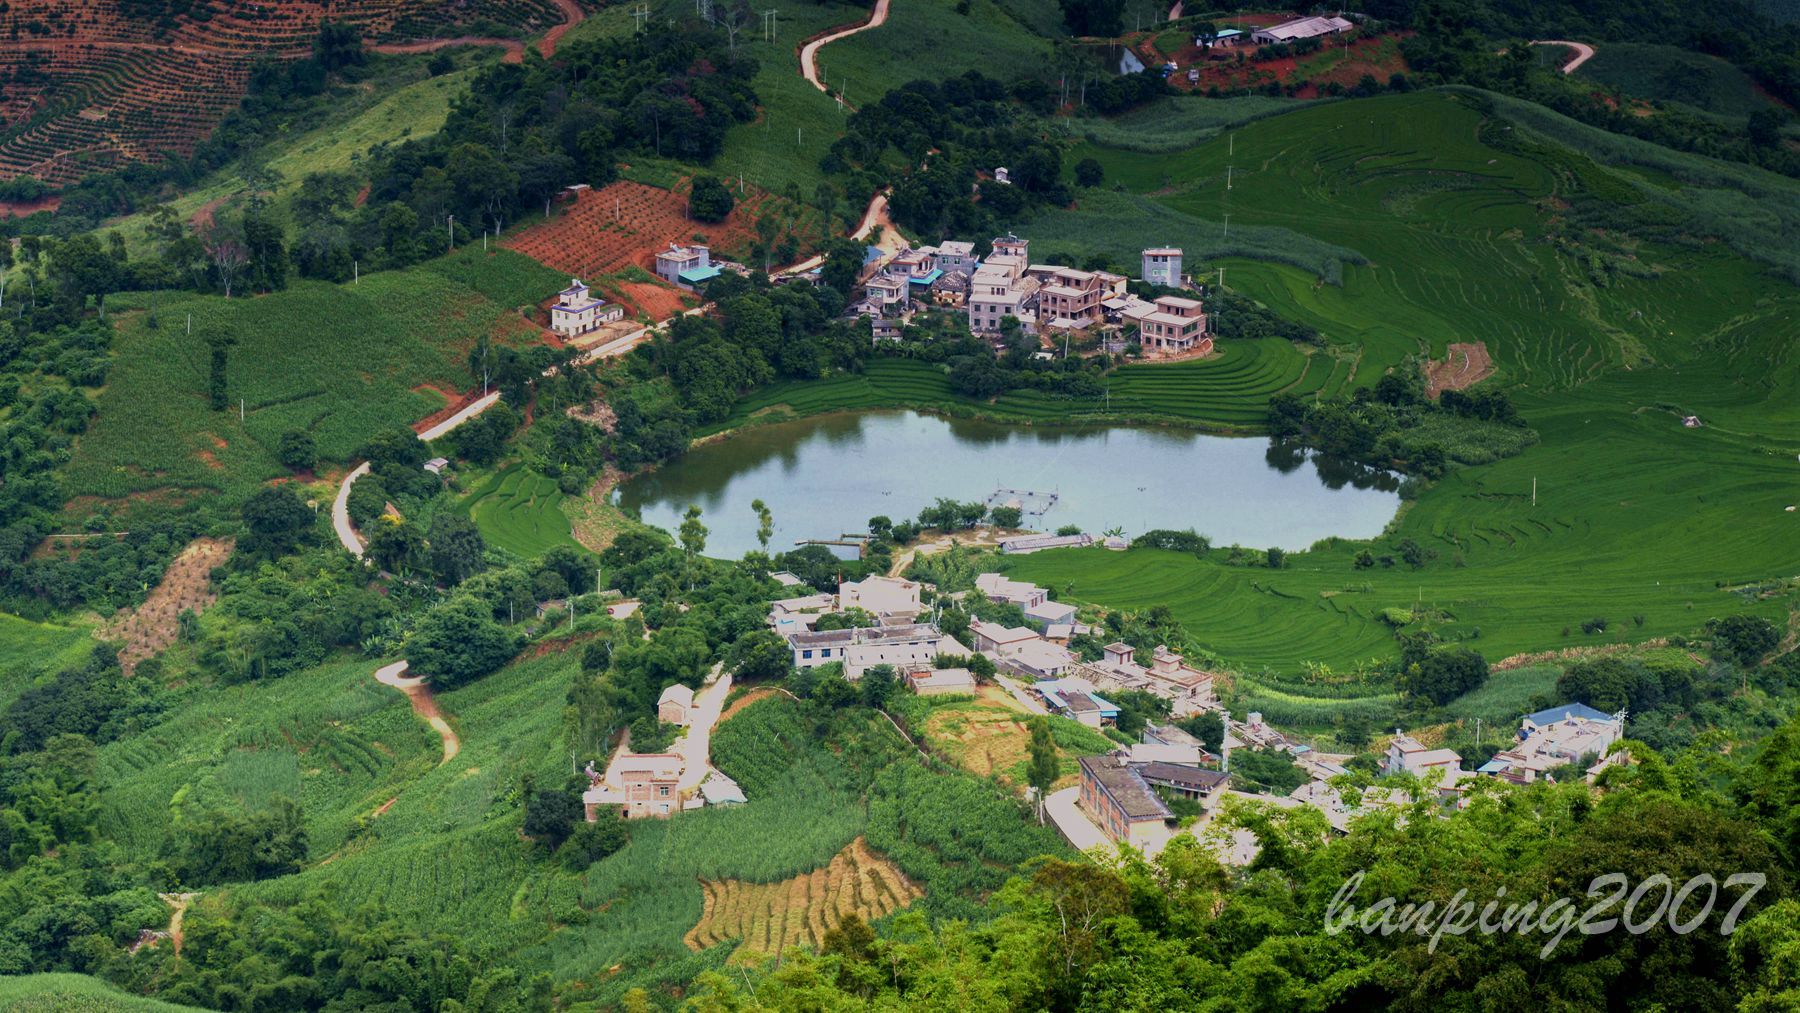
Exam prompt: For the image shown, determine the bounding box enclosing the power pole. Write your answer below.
[631,2,649,29]
[447,214,455,253]
[762,8,778,41]
[1222,212,1229,240]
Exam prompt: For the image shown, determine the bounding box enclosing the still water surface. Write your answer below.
[615,411,1399,558]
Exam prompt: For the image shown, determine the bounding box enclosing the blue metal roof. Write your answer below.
[908,268,944,285]
[1524,703,1612,726]
[679,266,722,284]
[862,246,884,264]
[1478,759,1511,774]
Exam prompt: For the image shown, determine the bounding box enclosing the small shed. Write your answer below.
[658,683,695,726]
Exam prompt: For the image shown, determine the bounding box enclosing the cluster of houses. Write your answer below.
[1073,698,1629,849]
[847,234,1212,357]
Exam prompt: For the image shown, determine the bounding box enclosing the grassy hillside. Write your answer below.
[1575,43,1782,121]
[66,249,562,508]
[108,65,478,253]
[0,975,210,1012]
[707,339,1356,435]
[822,0,1053,107]
[0,614,93,711]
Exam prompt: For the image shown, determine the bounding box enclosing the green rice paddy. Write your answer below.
[462,463,581,558]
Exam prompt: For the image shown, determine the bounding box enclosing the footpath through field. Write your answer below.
[374,660,460,764]
[1530,40,1596,74]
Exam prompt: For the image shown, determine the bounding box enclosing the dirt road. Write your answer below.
[375,661,460,764]
[539,0,586,58]
[799,0,891,94]
[1531,40,1595,74]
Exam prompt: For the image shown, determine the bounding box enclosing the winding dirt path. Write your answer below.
[158,893,197,958]
[375,661,460,764]
[1531,40,1596,75]
[799,0,890,95]
[539,0,587,58]
[370,36,526,64]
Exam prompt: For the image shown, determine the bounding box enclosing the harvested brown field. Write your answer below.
[683,837,921,960]
[1424,341,1494,396]
[97,536,233,675]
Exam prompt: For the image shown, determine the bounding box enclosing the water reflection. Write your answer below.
[616,411,1402,557]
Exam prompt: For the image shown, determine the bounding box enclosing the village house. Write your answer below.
[968,254,1035,335]
[1124,295,1211,356]
[1078,754,1173,846]
[838,575,922,622]
[785,623,960,676]
[975,572,1048,609]
[934,239,979,275]
[968,619,1040,655]
[655,244,719,290]
[1383,734,1465,779]
[864,270,909,312]
[931,270,971,307]
[1252,14,1353,43]
[1141,247,1183,288]
[1120,739,1217,767]
[1035,676,1119,727]
[583,752,684,821]
[1135,761,1230,807]
[766,591,836,635]
[1001,639,1078,680]
[549,278,625,338]
[1027,265,1108,329]
[1479,704,1625,783]
[1078,641,1215,717]
[1024,599,1080,629]
[657,683,694,726]
[906,667,977,696]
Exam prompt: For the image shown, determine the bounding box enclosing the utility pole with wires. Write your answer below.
[631,2,649,29]
[761,8,778,41]
[446,214,455,253]
[1222,212,1229,240]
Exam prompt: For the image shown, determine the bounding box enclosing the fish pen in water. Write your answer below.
[985,488,1060,524]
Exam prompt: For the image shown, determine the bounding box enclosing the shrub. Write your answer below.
[689,175,735,223]
[276,430,317,471]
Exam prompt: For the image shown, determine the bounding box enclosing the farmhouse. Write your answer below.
[1252,15,1353,43]
[655,244,719,289]
[1479,704,1625,783]
[1383,734,1464,779]
[1027,266,1107,327]
[583,752,683,820]
[785,623,960,676]
[767,591,835,635]
[838,575,922,621]
[1141,247,1183,287]
[1024,599,1079,628]
[1078,641,1215,716]
[934,240,979,275]
[1134,761,1229,806]
[974,572,1047,608]
[1000,639,1078,680]
[1124,295,1211,356]
[968,619,1040,654]
[907,667,977,696]
[1035,677,1120,727]
[548,279,625,338]
[1078,754,1173,846]
[658,683,695,726]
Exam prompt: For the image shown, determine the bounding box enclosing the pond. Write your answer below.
[614,411,1401,559]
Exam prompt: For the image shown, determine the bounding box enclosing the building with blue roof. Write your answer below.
[1522,703,1614,729]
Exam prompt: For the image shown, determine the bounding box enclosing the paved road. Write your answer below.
[332,392,502,556]
[1530,39,1595,74]
[674,670,734,791]
[1045,786,1111,852]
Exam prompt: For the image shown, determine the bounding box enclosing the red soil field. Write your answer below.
[0,0,583,187]
[504,179,777,281]
[1137,26,1409,99]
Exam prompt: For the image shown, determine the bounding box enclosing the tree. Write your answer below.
[523,786,583,850]
[242,486,314,556]
[990,505,1023,529]
[679,504,708,571]
[405,597,523,688]
[1747,108,1785,149]
[277,430,317,472]
[1266,546,1285,569]
[751,498,773,551]
[1027,716,1059,822]
[428,512,488,584]
[559,809,628,870]
[1074,157,1104,188]
[689,175,735,223]
[1399,643,1489,706]
[1709,615,1779,666]
[366,519,425,576]
[728,629,791,682]
[860,665,899,708]
[1176,710,1225,753]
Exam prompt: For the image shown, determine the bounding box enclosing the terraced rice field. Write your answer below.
[462,464,579,558]
[683,837,922,960]
[0,0,569,185]
[712,339,1349,434]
